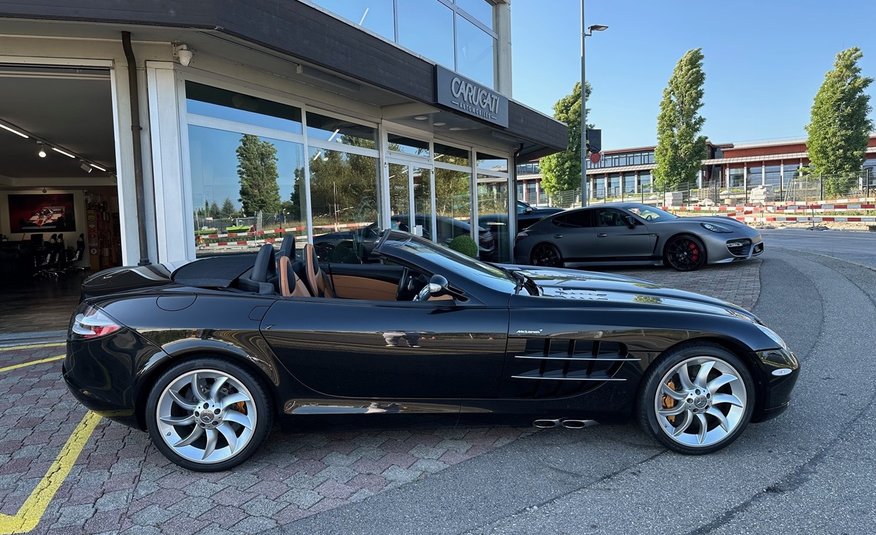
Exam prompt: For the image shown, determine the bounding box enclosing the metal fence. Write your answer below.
[544,174,876,209]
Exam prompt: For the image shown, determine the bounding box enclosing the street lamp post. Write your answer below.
[580,0,607,207]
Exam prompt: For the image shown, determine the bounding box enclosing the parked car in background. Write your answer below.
[313,215,495,262]
[515,203,764,271]
[65,230,798,471]
[516,200,564,229]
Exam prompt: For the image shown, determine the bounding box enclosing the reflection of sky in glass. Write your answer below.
[307,112,377,149]
[188,125,304,211]
[477,155,508,173]
[187,100,302,134]
[312,0,395,40]
[455,15,495,88]
[455,0,493,29]
[397,0,454,68]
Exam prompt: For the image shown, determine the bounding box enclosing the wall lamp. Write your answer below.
[173,43,193,67]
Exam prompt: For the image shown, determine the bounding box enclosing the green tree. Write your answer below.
[236,134,281,217]
[308,138,378,224]
[806,47,873,197]
[654,48,708,191]
[539,82,592,196]
[220,198,236,218]
[208,201,220,218]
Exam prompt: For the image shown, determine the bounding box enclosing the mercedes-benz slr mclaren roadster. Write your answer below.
[64,231,799,471]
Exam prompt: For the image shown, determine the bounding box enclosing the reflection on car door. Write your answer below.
[591,208,657,259]
[549,211,595,262]
[260,296,508,399]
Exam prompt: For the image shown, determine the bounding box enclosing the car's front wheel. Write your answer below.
[664,235,706,271]
[638,344,754,454]
[530,243,563,267]
[145,358,272,471]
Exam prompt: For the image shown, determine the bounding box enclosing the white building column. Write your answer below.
[494,1,512,96]
[146,61,194,262]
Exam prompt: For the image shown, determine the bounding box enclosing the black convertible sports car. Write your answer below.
[64,231,799,471]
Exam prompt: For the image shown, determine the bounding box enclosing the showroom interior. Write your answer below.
[0,0,566,338]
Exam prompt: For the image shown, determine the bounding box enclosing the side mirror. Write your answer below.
[625,215,637,228]
[524,205,533,214]
[415,274,450,301]
[426,274,449,296]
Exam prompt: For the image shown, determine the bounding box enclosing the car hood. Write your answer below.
[511,265,758,321]
[657,216,759,235]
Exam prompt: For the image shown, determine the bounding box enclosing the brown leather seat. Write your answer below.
[303,243,335,298]
[278,256,311,297]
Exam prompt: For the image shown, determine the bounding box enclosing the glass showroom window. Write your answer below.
[311,0,395,41]
[476,152,510,262]
[455,13,495,87]
[397,0,454,70]
[434,142,472,249]
[308,147,380,262]
[186,83,306,257]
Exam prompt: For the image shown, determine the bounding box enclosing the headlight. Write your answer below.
[701,222,733,233]
[757,323,789,350]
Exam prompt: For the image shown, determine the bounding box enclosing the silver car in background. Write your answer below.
[514,203,764,271]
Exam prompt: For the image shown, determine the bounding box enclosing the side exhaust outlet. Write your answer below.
[532,418,560,429]
[560,419,596,430]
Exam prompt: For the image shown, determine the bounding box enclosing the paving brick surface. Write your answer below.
[0,260,761,534]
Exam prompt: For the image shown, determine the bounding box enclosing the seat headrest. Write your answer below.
[251,244,277,283]
[279,234,296,259]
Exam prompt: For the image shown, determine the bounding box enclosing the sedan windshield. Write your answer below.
[625,204,678,222]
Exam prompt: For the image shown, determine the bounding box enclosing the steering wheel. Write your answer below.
[412,283,431,301]
[396,267,420,300]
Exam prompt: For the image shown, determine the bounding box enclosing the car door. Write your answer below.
[547,210,595,262]
[259,292,508,400]
[591,208,657,259]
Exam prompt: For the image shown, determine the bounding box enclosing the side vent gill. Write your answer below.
[510,339,639,398]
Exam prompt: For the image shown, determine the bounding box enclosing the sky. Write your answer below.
[511,0,876,150]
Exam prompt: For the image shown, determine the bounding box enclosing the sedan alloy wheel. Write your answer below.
[531,243,563,267]
[664,235,706,271]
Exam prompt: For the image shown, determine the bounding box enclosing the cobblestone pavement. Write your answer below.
[0,260,762,534]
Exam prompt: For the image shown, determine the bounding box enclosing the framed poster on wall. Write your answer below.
[8,193,77,233]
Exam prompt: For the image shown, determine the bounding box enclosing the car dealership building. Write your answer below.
[0,0,565,275]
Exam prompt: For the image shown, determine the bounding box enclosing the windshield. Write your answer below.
[378,231,518,294]
[625,204,678,222]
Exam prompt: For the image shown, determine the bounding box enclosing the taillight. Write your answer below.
[72,305,122,339]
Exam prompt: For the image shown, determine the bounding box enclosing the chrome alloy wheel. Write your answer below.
[653,356,747,448]
[155,369,257,464]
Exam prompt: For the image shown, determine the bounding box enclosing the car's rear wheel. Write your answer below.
[530,243,563,267]
[664,235,706,271]
[146,358,272,471]
[638,343,754,454]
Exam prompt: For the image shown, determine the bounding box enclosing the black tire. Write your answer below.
[637,343,754,455]
[663,234,707,271]
[530,242,563,267]
[145,357,273,472]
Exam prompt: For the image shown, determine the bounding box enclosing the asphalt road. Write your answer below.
[273,248,876,535]
[761,228,876,269]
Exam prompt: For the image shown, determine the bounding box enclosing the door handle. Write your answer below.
[597,233,608,238]
[553,234,563,239]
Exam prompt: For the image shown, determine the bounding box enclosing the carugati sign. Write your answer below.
[435,66,508,128]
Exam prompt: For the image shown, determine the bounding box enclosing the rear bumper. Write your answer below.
[63,329,148,428]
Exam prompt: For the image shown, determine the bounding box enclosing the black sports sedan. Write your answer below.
[515,203,764,271]
[65,231,798,471]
